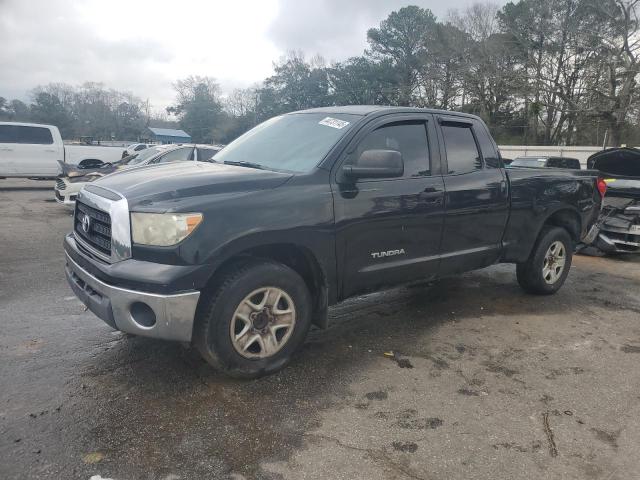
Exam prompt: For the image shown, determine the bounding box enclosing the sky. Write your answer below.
[0,0,502,110]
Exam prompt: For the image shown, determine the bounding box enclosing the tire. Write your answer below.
[516,226,573,295]
[193,259,312,378]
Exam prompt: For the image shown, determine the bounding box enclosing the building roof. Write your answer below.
[148,127,191,138]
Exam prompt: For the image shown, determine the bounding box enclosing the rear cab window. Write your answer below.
[0,125,53,144]
[441,123,482,174]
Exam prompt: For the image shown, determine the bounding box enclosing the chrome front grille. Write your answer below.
[74,201,112,257]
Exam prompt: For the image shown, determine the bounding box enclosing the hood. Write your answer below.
[91,161,294,207]
[587,148,640,178]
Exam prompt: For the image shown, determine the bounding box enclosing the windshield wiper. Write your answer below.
[223,160,266,170]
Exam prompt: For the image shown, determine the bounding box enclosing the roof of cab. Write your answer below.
[0,121,58,128]
[292,105,482,121]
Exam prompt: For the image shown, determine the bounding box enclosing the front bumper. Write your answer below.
[54,179,82,208]
[65,251,201,341]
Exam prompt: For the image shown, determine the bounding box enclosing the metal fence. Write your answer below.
[498,145,603,167]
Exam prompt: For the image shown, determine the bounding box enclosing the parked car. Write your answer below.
[0,121,124,178]
[121,143,153,158]
[0,122,64,178]
[587,147,640,253]
[64,106,603,378]
[509,156,581,169]
[55,144,222,207]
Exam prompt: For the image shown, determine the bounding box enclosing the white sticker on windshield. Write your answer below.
[319,117,350,129]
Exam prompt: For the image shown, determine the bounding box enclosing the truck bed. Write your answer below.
[502,167,601,262]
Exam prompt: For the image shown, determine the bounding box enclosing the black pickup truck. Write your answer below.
[64,106,604,377]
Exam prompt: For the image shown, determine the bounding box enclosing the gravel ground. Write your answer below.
[1,178,640,480]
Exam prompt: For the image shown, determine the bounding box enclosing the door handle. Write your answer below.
[44,149,55,152]
[0,147,13,151]
[421,191,443,205]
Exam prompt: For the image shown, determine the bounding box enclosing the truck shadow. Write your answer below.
[70,262,618,479]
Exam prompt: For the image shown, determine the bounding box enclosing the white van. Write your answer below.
[0,122,64,178]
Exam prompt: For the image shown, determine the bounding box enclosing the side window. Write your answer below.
[473,121,500,168]
[547,158,561,168]
[0,125,53,145]
[134,144,147,151]
[197,147,216,162]
[153,147,193,164]
[442,125,482,174]
[349,121,430,178]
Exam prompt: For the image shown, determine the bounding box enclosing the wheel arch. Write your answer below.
[542,207,582,244]
[199,242,330,329]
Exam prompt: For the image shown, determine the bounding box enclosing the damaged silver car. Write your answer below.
[588,148,640,253]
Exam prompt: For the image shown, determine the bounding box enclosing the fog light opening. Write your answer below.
[130,302,157,328]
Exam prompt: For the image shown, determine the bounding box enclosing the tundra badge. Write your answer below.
[371,249,406,259]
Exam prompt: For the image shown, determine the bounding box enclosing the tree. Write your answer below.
[8,99,30,121]
[584,0,640,146]
[255,52,332,119]
[168,76,225,143]
[223,88,259,141]
[366,6,438,105]
[0,97,10,119]
[29,92,73,137]
[330,57,398,105]
[423,23,470,109]
[446,3,524,142]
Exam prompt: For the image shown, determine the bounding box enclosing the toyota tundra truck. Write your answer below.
[64,106,604,378]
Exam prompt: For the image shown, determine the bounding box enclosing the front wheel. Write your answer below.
[193,260,312,378]
[516,226,573,295]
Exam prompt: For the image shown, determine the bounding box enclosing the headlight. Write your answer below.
[131,212,203,246]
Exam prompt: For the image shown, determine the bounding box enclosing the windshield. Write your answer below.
[510,158,547,168]
[125,146,167,165]
[212,113,359,173]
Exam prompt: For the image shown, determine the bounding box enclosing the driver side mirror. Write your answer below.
[342,149,404,181]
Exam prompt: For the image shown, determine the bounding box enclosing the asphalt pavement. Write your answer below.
[2,179,640,480]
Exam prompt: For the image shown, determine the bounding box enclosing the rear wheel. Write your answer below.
[516,226,573,295]
[194,260,312,378]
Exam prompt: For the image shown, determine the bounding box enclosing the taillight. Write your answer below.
[597,178,607,198]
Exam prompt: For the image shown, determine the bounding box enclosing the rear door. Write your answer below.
[333,113,446,298]
[437,116,509,274]
[0,125,61,176]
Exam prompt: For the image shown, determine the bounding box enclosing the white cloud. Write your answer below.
[0,0,504,108]
[0,0,280,107]
[266,0,503,63]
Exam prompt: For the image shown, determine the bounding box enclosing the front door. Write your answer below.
[333,114,445,298]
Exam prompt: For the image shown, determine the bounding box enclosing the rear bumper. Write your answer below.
[65,251,200,341]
